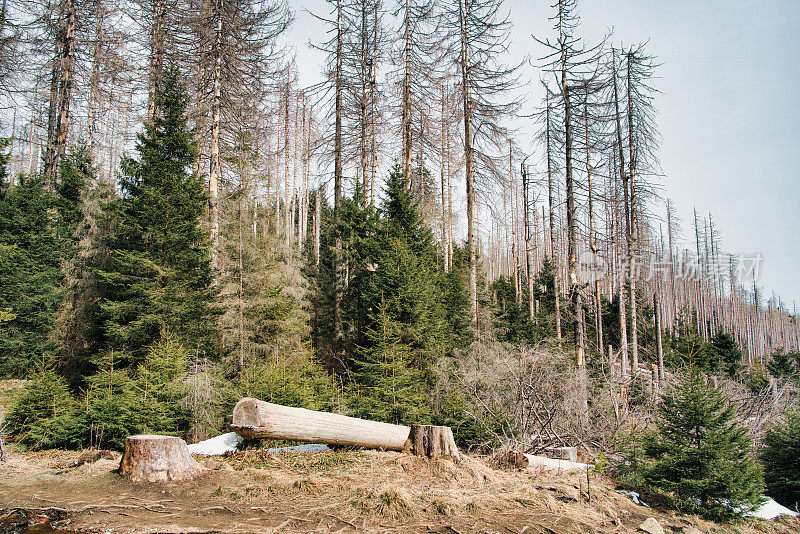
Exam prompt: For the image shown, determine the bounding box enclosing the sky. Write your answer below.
[285,0,800,309]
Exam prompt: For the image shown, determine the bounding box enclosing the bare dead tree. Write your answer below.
[444,0,519,328]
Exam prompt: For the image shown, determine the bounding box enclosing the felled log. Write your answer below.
[541,446,578,462]
[118,435,205,482]
[407,424,461,461]
[497,450,587,472]
[231,397,410,451]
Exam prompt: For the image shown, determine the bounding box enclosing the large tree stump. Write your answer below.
[407,425,461,461]
[118,435,205,483]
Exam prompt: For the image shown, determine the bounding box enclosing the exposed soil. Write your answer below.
[1,447,797,534]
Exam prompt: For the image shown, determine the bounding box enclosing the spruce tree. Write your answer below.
[5,368,83,449]
[644,367,764,520]
[352,298,430,425]
[350,167,459,422]
[710,332,742,378]
[98,66,219,366]
[0,140,62,376]
[761,411,800,510]
[767,348,798,379]
[54,147,111,380]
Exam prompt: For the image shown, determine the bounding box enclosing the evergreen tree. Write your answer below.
[352,298,430,425]
[644,367,764,520]
[5,368,83,449]
[82,350,140,449]
[134,338,191,435]
[710,332,742,378]
[767,348,798,379]
[0,143,62,376]
[54,147,112,381]
[665,319,711,371]
[761,411,800,510]
[350,167,464,422]
[97,66,219,366]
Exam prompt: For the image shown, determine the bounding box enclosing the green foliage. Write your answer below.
[431,387,502,451]
[97,66,219,366]
[0,170,62,376]
[532,257,561,338]
[134,339,191,435]
[767,348,798,379]
[351,298,431,425]
[609,423,653,486]
[5,368,83,449]
[745,363,770,393]
[491,275,536,343]
[643,367,764,520]
[309,167,469,425]
[761,411,800,510]
[82,350,142,449]
[710,332,743,377]
[669,322,713,371]
[348,168,458,418]
[54,147,112,381]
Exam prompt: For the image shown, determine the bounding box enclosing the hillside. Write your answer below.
[1,447,797,534]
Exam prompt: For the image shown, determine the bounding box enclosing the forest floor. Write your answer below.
[1,447,799,534]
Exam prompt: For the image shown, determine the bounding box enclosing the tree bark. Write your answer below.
[231,398,411,451]
[407,425,460,461]
[654,292,664,383]
[209,0,223,267]
[119,435,205,483]
[333,0,343,344]
[625,51,639,375]
[545,95,561,339]
[147,0,166,122]
[460,0,477,328]
[401,0,412,179]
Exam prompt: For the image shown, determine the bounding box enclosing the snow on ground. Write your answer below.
[266,443,329,453]
[188,433,331,456]
[188,432,243,455]
[748,497,798,520]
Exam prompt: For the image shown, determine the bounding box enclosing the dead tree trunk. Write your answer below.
[209,0,223,266]
[545,95,561,339]
[401,0,412,178]
[333,0,344,344]
[231,398,411,450]
[654,292,664,383]
[460,0,478,328]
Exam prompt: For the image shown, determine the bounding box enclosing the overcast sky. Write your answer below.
[286,0,800,309]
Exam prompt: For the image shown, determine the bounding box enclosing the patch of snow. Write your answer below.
[266,443,330,453]
[616,490,650,508]
[747,497,798,520]
[188,432,243,456]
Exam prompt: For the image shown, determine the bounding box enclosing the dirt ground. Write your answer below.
[1,448,798,534]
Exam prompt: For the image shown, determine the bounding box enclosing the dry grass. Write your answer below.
[2,447,798,533]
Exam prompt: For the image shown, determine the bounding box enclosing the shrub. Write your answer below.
[761,411,800,510]
[6,368,84,449]
[643,367,764,521]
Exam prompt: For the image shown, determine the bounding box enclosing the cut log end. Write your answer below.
[119,434,205,483]
[406,425,461,462]
[495,450,530,469]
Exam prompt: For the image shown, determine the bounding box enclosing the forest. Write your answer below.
[0,0,799,521]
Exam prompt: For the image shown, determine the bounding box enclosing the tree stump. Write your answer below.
[119,435,205,483]
[406,425,461,461]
